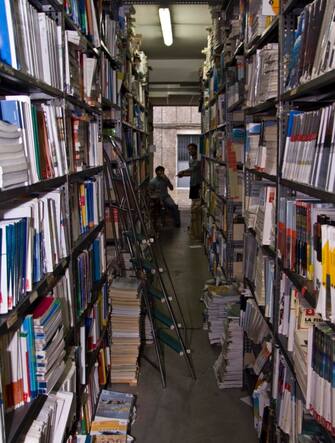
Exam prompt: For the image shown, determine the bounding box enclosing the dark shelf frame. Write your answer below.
[65,94,102,115]
[0,61,64,97]
[72,221,104,257]
[245,168,277,183]
[281,178,335,203]
[0,257,69,334]
[244,98,277,115]
[0,176,67,207]
[102,98,121,111]
[69,166,104,183]
[122,120,148,135]
[281,69,335,101]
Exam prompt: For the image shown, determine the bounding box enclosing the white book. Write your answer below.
[18,0,33,75]
[51,392,73,443]
[40,197,54,273]
[80,325,86,384]
[37,14,51,84]
[56,25,63,90]
[0,226,8,314]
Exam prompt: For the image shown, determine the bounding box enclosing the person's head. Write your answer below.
[155,165,165,178]
[187,143,197,158]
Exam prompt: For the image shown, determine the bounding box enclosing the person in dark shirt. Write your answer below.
[148,165,180,227]
[177,143,202,239]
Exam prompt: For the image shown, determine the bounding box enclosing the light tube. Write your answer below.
[159,8,173,47]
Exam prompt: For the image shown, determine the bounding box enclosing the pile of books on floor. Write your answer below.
[213,313,244,389]
[202,284,240,344]
[76,389,136,442]
[110,278,141,384]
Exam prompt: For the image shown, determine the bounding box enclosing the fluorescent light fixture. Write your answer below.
[159,8,173,46]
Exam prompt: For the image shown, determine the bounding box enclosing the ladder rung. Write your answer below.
[130,258,155,273]
[153,309,174,329]
[124,231,146,243]
[148,286,165,302]
[158,330,183,355]
[142,259,155,273]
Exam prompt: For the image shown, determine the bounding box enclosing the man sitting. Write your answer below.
[148,166,181,228]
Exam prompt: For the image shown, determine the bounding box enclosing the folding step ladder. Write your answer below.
[104,136,196,387]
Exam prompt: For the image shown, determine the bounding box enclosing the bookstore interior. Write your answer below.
[2,0,335,441]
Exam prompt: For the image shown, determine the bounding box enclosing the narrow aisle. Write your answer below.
[132,212,258,443]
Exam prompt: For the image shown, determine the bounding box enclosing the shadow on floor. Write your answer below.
[113,211,258,443]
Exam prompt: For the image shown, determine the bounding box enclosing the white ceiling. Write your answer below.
[133,4,211,104]
[134,5,211,59]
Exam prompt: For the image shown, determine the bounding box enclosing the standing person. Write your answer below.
[148,165,181,228]
[177,143,202,240]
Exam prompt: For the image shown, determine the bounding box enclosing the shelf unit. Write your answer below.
[202,0,335,441]
[0,0,130,439]
[200,4,245,281]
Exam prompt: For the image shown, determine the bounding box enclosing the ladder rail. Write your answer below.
[107,138,196,380]
[104,145,167,387]
[140,192,190,346]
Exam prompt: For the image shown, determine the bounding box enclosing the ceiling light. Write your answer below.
[159,8,173,47]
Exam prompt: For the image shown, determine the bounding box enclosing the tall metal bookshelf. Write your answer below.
[0,0,154,440]
[202,0,335,440]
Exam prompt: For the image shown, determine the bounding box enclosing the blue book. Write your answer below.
[92,239,100,281]
[22,316,37,399]
[85,182,92,227]
[0,100,22,127]
[0,0,12,66]
[95,389,134,421]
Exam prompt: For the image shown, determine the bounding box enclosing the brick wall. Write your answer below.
[153,106,201,207]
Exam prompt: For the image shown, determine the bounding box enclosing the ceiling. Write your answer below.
[133,4,212,105]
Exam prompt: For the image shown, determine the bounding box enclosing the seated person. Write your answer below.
[148,166,181,228]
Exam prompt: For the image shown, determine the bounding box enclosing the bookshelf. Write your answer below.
[0,0,143,440]
[200,5,245,282]
[201,0,335,440]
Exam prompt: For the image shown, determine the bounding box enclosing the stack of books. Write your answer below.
[246,44,278,107]
[0,120,28,189]
[32,296,66,394]
[110,278,141,384]
[203,285,240,344]
[90,389,135,438]
[0,98,68,183]
[213,314,244,388]
[0,0,63,89]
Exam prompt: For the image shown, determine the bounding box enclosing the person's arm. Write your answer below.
[165,175,174,190]
[177,168,192,178]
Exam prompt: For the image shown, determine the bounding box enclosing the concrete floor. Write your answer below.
[117,212,258,443]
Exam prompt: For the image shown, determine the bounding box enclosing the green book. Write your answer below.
[31,106,41,180]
